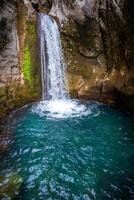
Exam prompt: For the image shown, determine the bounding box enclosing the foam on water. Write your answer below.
[32,99,91,119]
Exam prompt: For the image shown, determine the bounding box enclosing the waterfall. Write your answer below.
[33,13,89,118]
[39,13,68,100]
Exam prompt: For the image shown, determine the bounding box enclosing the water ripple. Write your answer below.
[0,101,134,200]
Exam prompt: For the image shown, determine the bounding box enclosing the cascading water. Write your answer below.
[39,13,68,100]
[33,13,90,118]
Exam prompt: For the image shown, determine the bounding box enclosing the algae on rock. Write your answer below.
[0,173,23,199]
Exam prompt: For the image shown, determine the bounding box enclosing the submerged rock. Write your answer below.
[0,127,13,153]
[0,173,23,199]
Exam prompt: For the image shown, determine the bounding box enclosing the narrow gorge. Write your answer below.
[0,1,134,200]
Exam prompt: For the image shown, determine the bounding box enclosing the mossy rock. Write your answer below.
[69,90,79,98]
[22,20,41,96]
[0,173,23,199]
[23,46,32,83]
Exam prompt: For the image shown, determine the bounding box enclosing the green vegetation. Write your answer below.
[22,23,36,85]
[23,46,32,83]
[27,23,35,35]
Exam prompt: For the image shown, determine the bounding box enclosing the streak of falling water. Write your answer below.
[39,13,68,100]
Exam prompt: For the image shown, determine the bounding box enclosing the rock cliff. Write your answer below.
[0,0,40,118]
[49,0,134,109]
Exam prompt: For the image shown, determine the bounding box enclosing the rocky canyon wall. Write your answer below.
[48,0,134,109]
[0,0,40,118]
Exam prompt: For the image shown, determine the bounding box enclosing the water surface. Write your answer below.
[0,100,134,200]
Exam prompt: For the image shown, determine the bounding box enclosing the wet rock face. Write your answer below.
[47,0,134,108]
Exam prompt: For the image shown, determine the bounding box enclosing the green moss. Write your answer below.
[27,23,35,34]
[22,23,36,85]
[23,46,32,83]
